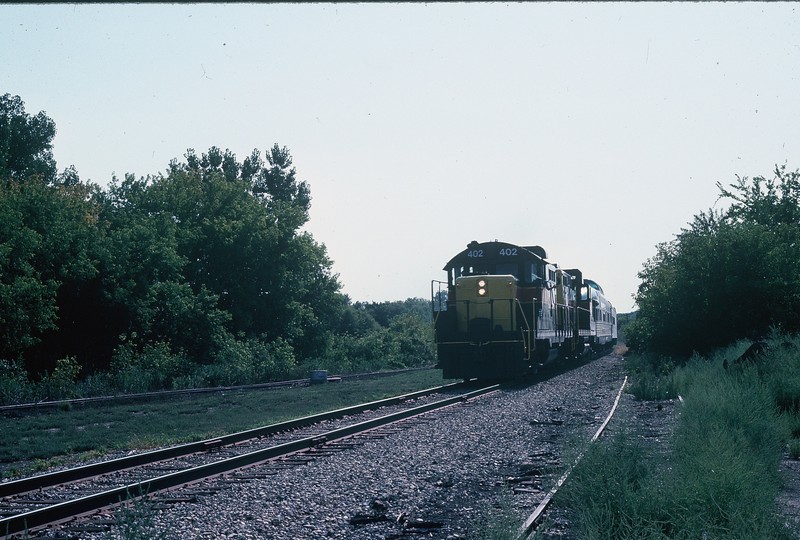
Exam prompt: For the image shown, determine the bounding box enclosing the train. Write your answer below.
[431,240,617,379]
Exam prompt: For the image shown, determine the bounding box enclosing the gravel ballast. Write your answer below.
[72,354,628,539]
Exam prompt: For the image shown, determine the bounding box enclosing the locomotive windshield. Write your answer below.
[496,263,518,276]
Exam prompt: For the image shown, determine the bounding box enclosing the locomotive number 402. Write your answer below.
[499,248,517,256]
[467,250,484,258]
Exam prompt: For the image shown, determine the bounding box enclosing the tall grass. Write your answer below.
[560,335,800,539]
[562,429,669,540]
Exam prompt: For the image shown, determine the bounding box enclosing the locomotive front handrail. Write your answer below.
[513,298,532,360]
[430,280,448,313]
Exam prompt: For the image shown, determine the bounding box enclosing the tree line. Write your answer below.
[0,93,434,403]
[626,164,800,358]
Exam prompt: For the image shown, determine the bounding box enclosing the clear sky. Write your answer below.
[3,3,799,313]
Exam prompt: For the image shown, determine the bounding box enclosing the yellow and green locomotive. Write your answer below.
[431,240,616,379]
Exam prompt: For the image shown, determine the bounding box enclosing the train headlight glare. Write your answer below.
[477,279,488,296]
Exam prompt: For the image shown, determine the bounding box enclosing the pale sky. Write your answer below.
[3,3,799,313]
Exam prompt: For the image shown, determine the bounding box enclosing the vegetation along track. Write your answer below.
[0,367,434,414]
[0,382,496,537]
[517,375,627,539]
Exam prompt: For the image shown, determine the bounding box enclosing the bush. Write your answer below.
[39,356,81,400]
[191,336,297,387]
[0,300,436,402]
[632,167,800,356]
[0,358,35,404]
[110,341,191,393]
[624,352,678,401]
[387,314,435,368]
[319,328,395,374]
[313,312,436,375]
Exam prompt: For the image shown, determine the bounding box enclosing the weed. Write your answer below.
[789,439,800,460]
[472,491,521,540]
[564,341,795,539]
[115,490,159,540]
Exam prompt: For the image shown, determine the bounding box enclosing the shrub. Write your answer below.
[387,314,435,368]
[624,352,678,400]
[0,358,35,404]
[185,336,298,387]
[110,341,190,392]
[39,356,81,400]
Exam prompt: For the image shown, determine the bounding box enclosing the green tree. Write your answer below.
[99,172,234,365]
[0,177,106,374]
[122,145,341,363]
[0,93,57,183]
[0,94,360,386]
[716,165,800,226]
[0,95,110,376]
[357,298,432,328]
[0,181,59,355]
[629,166,800,356]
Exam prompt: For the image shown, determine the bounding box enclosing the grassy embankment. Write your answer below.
[1,369,451,479]
[559,335,800,540]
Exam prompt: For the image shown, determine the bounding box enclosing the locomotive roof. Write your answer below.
[584,278,605,295]
[442,240,548,271]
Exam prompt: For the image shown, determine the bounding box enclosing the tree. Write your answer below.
[0,93,57,183]
[716,165,800,226]
[0,95,346,383]
[357,298,432,328]
[0,178,106,374]
[128,145,341,362]
[629,166,800,357]
[0,95,121,375]
[0,182,59,355]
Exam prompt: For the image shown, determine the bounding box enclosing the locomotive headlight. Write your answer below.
[477,279,487,296]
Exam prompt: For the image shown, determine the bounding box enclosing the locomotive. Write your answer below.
[431,240,617,379]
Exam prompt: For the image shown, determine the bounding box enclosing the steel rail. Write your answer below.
[0,380,467,498]
[1,384,498,537]
[517,376,628,540]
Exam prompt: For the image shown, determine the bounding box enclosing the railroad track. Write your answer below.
[1,382,498,537]
[516,376,628,539]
